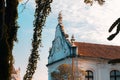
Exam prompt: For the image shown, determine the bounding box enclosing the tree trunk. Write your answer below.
[5,0,19,76]
[0,0,10,80]
[0,0,19,80]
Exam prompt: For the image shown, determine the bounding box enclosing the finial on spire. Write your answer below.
[58,11,62,24]
[71,35,75,43]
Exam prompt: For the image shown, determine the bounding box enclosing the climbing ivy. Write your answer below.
[23,0,52,80]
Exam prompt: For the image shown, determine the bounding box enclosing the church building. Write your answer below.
[47,12,120,80]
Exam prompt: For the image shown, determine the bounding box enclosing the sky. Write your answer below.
[13,0,120,80]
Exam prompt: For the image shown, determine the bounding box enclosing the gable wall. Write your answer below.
[48,25,72,64]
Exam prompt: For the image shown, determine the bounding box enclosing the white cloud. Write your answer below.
[50,0,120,45]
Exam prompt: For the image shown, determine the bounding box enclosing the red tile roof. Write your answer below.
[74,42,120,59]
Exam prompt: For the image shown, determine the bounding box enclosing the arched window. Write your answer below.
[110,70,120,80]
[85,70,93,80]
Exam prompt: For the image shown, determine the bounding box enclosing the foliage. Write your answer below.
[51,64,85,80]
[5,0,19,76]
[0,0,19,80]
[23,0,52,80]
[84,0,105,6]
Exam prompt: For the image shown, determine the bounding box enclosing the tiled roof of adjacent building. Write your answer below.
[74,42,120,59]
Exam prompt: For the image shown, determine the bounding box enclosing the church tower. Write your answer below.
[47,12,78,80]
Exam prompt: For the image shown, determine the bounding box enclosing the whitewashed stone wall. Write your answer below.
[48,52,120,80]
[77,57,120,80]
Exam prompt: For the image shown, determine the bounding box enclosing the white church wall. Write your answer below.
[77,57,120,80]
[77,58,97,80]
[48,55,120,80]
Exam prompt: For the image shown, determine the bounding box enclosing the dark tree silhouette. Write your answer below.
[0,0,52,79]
[107,18,120,40]
[0,0,19,80]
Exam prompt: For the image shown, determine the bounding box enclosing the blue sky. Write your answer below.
[13,0,120,80]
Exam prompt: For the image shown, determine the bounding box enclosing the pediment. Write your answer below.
[48,24,71,63]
